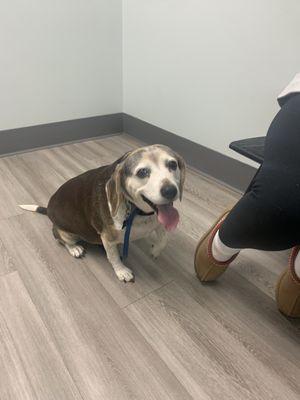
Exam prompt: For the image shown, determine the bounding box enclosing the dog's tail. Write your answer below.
[19,204,47,215]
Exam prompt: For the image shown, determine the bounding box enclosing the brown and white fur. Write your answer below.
[19,145,186,282]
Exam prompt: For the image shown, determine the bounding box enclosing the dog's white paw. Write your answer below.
[66,244,85,258]
[115,266,135,282]
[151,244,162,259]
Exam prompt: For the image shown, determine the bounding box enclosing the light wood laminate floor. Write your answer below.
[0,133,299,400]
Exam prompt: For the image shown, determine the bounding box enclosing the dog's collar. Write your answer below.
[123,202,154,224]
[121,203,155,260]
[135,208,155,217]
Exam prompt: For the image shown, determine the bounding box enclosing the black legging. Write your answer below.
[219,93,300,251]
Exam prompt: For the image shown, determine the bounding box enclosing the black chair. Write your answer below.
[230,137,265,164]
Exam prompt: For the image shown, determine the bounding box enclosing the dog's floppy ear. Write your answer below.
[106,151,133,217]
[106,163,124,217]
[175,152,186,201]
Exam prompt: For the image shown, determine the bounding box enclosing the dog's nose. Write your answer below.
[161,184,178,201]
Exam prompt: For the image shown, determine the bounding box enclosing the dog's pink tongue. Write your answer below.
[157,204,179,231]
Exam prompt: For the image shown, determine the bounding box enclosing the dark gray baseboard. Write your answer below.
[0,113,123,157]
[0,111,256,192]
[123,113,257,192]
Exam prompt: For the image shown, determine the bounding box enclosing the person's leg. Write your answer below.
[212,230,240,262]
[195,95,300,317]
[194,183,287,283]
[209,168,263,263]
[218,94,300,251]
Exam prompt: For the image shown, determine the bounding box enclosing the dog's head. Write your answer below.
[106,145,186,231]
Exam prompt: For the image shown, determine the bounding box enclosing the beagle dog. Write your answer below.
[19,144,186,282]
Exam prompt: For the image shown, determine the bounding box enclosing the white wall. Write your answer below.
[123,0,300,163]
[0,0,122,130]
[3,0,300,163]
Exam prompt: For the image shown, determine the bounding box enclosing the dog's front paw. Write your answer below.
[115,266,135,283]
[151,244,162,259]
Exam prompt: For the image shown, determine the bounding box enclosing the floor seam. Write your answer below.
[0,212,23,223]
[122,279,175,310]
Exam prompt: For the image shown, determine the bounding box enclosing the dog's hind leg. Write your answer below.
[52,225,85,258]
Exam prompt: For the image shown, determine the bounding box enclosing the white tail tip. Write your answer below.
[19,204,39,212]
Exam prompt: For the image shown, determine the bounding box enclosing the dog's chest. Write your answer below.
[113,209,159,244]
[128,214,159,241]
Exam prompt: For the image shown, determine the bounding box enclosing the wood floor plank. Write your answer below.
[1,155,60,207]
[74,137,120,164]
[0,214,191,400]
[232,249,288,299]
[0,311,37,400]
[111,133,146,150]
[176,274,300,393]
[0,271,82,400]
[39,144,107,182]
[0,158,34,220]
[0,239,16,277]
[125,281,300,400]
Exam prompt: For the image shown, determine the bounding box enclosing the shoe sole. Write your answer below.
[194,209,231,278]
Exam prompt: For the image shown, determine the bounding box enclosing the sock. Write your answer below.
[294,251,300,279]
[211,230,240,262]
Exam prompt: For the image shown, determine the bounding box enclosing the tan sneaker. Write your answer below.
[194,210,239,282]
[276,246,300,318]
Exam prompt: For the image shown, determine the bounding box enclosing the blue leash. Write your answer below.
[122,207,138,260]
[121,205,155,260]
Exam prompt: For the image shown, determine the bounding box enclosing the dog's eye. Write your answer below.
[168,160,178,171]
[136,167,150,179]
